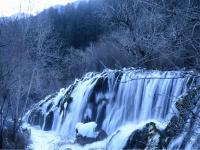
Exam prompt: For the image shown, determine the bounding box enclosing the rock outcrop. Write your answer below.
[124,85,200,149]
[123,122,160,149]
[75,122,107,145]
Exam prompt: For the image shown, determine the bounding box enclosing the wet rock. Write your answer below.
[158,86,200,149]
[44,111,54,131]
[76,135,97,145]
[156,116,185,149]
[165,116,184,138]
[175,86,200,121]
[46,103,53,112]
[123,122,160,149]
[75,122,107,145]
[28,109,44,127]
[75,129,107,145]
[39,93,57,107]
[96,129,108,141]
[176,96,194,121]
[60,96,73,114]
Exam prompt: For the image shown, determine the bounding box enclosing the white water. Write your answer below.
[24,68,196,149]
[26,120,166,150]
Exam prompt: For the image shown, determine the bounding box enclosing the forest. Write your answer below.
[0,0,200,149]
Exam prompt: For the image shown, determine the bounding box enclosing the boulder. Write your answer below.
[75,122,107,145]
[76,122,97,138]
[123,122,160,149]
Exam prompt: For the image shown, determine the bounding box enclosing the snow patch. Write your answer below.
[75,122,98,138]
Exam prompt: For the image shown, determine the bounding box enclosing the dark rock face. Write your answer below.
[164,116,184,138]
[176,95,195,121]
[162,86,200,148]
[39,93,57,107]
[76,135,97,145]
[47,103,53,112]
[44,111,54,131]
[75,129,107,145]
[28,109,44,127]
[96,129,107,141]
[27,92,74,129]
[123,117,190,149]
[123,122,160,149]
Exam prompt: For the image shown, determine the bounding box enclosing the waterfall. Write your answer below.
[24,68,198,149]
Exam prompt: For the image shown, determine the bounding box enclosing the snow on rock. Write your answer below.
[75,122,98,138]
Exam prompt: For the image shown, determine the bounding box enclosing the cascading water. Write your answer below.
[23,68,199,149]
